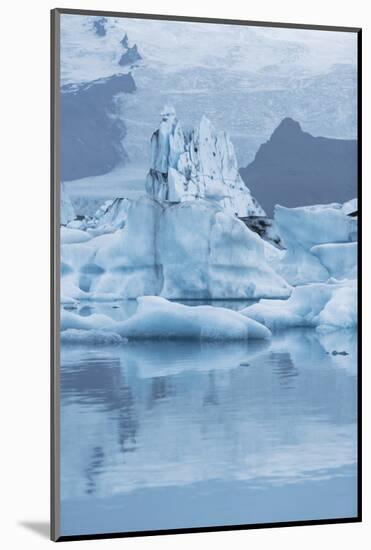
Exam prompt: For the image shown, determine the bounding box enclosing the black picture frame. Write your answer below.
[51,7,362,542]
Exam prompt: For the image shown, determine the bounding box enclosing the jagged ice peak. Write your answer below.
[145,106,265,217]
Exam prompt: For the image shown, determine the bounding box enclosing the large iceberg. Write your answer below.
[61,196,291,302]
[242,280,357,333]
[311,242,357,281]
[145,106,265,217]
[274,202,357,285]
[61,296,271,341]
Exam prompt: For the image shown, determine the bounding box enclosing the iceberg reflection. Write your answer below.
[61,328,356,501]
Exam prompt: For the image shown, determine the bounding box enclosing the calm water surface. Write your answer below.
[60,301,357,536]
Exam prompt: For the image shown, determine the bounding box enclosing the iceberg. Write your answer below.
[61,227,92,244]
[342,198,357,216]
[241,280,357,333]
[310,242,357,280]
[61,296,271,341]
[274,202,357,285]
[115,297,271,340]
[61,196,291,301]
[145,106,265,217]
[87,197,131,235]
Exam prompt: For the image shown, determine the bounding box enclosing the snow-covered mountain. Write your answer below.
[146,106,265,217]
[60,15,357,169]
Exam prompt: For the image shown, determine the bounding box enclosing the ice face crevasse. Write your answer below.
[145,106,265,217]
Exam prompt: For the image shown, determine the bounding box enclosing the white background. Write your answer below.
[1,0,368,548]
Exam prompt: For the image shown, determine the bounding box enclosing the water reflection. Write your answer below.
[61,300,357,534]
[85,446,104,495]
[271,352,298,389]
[60,305,357,534]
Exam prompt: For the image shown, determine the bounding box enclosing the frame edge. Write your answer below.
[51,7,61,543]
[50,9,362,541]
[54,7,361,33]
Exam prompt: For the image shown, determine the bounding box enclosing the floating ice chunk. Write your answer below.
[276,203,357,248]
[241,280,357,332]
[317,282,357,332]
[61,227,92,244]
[60,278,88,304]
[274,203,358,285]
[342,198,357,216]
[61,296,271,341]
[310,242,357,280]
[116,296,271,340]
[61,309,115,331]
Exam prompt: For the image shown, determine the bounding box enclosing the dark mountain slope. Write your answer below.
[240,118,357,216]
[61,73,136,181]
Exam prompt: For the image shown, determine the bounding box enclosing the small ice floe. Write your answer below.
[273,201,357,285]
[60,296,271,342]
[241,280,357,333]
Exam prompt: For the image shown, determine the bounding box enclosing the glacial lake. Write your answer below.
[60,300,358,536]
